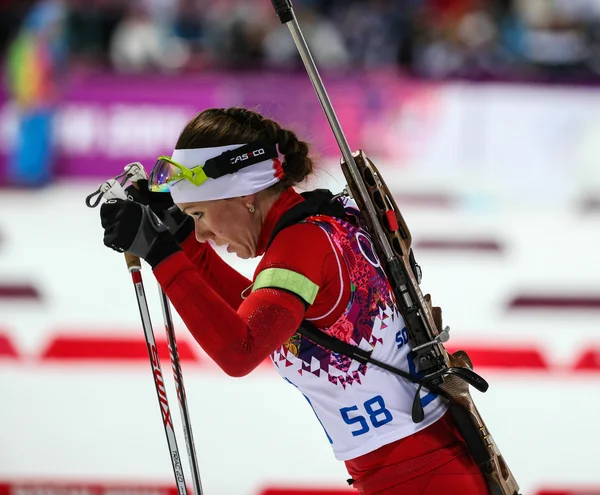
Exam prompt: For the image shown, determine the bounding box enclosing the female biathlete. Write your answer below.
[98,107,489,495]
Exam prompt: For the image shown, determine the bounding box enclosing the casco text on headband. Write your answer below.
[150,140,279,192]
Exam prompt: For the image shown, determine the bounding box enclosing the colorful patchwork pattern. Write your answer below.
[271,207,397,388]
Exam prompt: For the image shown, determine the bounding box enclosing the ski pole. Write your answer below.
[87,175,193,495]
[125,252,189,495]
[158,287,204,495]
[122,164,205,495]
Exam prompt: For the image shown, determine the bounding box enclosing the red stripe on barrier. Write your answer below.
[36,338,551,371]
[0,334,18,359]
[445,345,549,370]
[572,349,600,372]
[27,336,600,374]
[0,284,41,301]
[0,481,181,495]
[41,336,200,363]
[414,239,503,253]
[508,296,600,310]
[260,489,353,495]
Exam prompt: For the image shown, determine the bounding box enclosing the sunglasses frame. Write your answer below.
[150,155,209,191]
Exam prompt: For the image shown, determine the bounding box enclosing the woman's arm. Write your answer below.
[178,232,252,310]
[153,251,305,376]
[152,222,350,377]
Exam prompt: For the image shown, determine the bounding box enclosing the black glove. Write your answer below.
[101,199,181,268]
[125,179,194,244]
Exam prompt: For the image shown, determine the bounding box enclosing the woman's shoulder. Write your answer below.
[254,218,351,324]
[261,221,335,266]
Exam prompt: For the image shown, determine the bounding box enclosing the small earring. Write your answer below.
[248,205,255,213]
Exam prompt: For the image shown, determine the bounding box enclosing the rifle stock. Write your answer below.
[341,150,520,495]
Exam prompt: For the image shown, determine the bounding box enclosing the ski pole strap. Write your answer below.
[85,170,130,208]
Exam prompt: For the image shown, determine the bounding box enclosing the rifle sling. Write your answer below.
[298,320,424,387]
[298,320,494,468]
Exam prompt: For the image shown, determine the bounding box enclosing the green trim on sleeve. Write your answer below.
[252,268,320,305]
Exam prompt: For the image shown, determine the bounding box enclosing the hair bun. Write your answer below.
[277,129,311,187]
[276,129,288,150]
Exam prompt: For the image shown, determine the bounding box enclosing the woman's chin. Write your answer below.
[225,244,254,259]
[232,247,254,259]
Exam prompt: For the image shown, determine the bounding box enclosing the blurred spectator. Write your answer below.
[338,0,409,69]
[263,5,350,69]
[200,0,274,69]
[110,2,185,73]
[2,0,600,82]
[514,0,593,80]
[4,0,67,186]
[0,1,37,56]
[65,0,124,69]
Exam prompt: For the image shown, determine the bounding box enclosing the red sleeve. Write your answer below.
[255,222,351,328]
[178,231,251,310]
[152,221,350,377]
[153,251,306,377]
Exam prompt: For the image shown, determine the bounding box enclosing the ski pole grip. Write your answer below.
[125,253,142,272]
[272,0,294,23]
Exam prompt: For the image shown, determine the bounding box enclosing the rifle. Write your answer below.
[269,2,521,494]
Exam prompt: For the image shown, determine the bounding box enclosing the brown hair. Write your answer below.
[175,108,313,190]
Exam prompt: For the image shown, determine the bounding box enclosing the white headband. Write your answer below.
[168,144,283,203]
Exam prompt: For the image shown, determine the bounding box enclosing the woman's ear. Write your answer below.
[241,193,257,210]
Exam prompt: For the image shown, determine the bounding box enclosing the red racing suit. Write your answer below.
[152,187,489,495]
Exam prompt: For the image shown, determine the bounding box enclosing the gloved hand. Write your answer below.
[125,179,194,244]
[101,199,181,268]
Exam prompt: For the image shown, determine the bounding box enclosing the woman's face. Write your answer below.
[177,196,261,259]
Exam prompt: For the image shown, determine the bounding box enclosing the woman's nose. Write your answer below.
[194,222,213,243]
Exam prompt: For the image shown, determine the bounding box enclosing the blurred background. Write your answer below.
[0,0,599,495]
